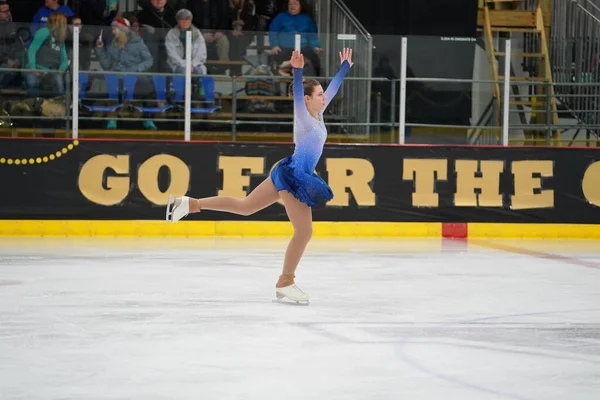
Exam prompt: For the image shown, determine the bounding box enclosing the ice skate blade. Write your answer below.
[272,298,310,306]
[273,293,309,306]
[166,195,175,222]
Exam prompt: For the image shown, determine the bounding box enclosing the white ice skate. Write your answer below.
[166,195,191,222]
[275,284,309,305]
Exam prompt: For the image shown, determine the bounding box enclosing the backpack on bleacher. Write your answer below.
[244,64,277,113]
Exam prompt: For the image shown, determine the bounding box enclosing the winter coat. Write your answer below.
[165,26,207,74]
[95,34,153,72]
[268,11,319,49]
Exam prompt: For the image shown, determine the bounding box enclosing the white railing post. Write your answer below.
[502,39,511,146]
[294,33,301,144]
[184,30,192,141]
[399,37,407,145]
[72,25,80,139]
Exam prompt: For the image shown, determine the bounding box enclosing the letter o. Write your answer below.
[138,155,190,205]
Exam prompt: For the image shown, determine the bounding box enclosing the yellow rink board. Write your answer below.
[0,220,442,238]
[0,221,600,239]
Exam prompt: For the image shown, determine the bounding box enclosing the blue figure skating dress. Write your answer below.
[270,60,351,207]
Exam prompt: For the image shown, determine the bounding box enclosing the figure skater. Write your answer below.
[166,48,353,303]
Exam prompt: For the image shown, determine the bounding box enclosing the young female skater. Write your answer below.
[167,48,353,303]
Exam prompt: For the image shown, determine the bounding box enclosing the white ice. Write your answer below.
[1,237,600,400]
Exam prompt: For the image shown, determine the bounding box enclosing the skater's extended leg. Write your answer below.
[277,190,313,288]
[191,177,279,216]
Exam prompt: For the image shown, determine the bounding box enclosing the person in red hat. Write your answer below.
[95,17,158,130]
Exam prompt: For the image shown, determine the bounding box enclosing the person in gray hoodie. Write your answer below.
[95,17,157,130]
[165,8,206,75]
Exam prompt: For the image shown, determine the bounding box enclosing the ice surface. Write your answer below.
[1,237,600,400]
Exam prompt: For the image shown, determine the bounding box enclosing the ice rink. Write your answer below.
[1,237,600,400]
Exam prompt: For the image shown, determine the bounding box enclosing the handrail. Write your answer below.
[332,0,372,40]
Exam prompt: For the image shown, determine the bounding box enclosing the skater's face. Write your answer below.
[305,85,326,111]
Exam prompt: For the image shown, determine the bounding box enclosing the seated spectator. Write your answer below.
[137,0,176,72]
[95,17,157,130]
[165,9,207,75]
[66,15,94,71]
[189,0,230,73]
[269,0,321,76]
[32,0,74,35]
[0,0,24,89]
[227,0,256,74]
[26,12,68,97]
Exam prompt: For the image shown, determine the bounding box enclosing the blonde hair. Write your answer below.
[48,12,68,44]
[113,29,129,49]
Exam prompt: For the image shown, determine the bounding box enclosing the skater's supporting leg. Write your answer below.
[190,177,279,216]
[277,190,313,288]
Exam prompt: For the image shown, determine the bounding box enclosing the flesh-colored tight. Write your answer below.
[189,177,312,288]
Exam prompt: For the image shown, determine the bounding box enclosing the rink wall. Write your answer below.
[1,137,600,239]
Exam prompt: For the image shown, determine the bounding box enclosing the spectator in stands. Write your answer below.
[188,0,230,74]
[32,0,74,34]
[26,12,68,97]
[66,15,94,71]
[0,0,24,89]
[95,17,157,130]
[165,9,207,75]
[137,0,176,72]
[269,0,321,75]
[227,0,255,74]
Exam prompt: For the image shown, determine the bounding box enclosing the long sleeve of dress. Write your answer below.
[292,66,310,143]
[324,60,351,109]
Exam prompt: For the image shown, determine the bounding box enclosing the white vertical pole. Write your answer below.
[502,39,511,146]
[399,37,408,145]
[184,30,192,141]
[72,26,80,139]
[293,33,301,144]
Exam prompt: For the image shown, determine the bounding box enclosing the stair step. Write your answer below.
[498,76,551,81]
[510,100,547,106]
[491,27,542,33]
[496,52,545,57]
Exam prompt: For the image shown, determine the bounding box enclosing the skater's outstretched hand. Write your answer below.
[290,50,305,69]
[339,47,353,67]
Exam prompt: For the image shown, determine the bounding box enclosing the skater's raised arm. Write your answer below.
[324,48,353,110]
[290,50,308,119]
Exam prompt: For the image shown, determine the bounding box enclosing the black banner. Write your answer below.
[1,138,600,223]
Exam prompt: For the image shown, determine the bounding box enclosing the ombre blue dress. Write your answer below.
[270,60,351,207]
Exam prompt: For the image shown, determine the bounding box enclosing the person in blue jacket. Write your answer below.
[26,11,68,97]
[268,0,322,75]
[31,0,73,36]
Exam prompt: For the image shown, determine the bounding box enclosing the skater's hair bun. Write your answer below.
[288,78,321,97]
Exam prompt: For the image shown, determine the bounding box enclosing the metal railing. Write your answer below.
[550,0,600,139]
[315,0,374,135]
